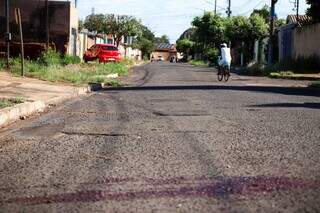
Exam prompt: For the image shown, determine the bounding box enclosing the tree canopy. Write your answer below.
[155,35,170,44]
[83,14,142,47]
[306,0,320,23]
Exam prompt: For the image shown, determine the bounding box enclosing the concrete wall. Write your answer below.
[293,23,320,58]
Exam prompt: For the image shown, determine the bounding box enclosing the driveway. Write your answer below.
[0,63,319,212]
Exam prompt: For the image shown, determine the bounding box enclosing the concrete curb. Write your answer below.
[0,86,91,128]
[0,101,46,127]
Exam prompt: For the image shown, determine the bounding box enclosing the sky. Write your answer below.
[75,0,309,43]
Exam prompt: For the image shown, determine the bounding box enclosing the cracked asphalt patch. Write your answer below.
[0,63,319,212]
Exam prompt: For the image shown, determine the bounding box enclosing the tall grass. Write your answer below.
[4,49,130,85]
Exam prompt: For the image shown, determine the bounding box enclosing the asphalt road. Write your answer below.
[0,63,320,212]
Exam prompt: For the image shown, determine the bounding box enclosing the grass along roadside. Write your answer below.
[0,97,24,109]
[0,50,133,86]
[269,71,320,81]
[189,60,209,67]
[309,81,320,88]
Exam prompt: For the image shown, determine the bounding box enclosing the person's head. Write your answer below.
[221,43,227,48]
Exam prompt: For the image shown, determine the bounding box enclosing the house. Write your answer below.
[0,0,79,58]
[278,15,320,61]
[151,43,177,61]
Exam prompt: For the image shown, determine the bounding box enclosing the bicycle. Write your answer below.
[217,64,230,82]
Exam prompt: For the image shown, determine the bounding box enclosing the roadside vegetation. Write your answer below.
[189,60,209,67]
[309,81,320,88]
[177,2,320,79]
[0,97,24,109]
[1,50,132,86]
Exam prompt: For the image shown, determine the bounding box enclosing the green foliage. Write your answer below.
[62,55,81,65]
[192,12,226,48]
[204,48,219,65]
[0,59,6,69]
[78,19,84,32]
[276,19,286,27]
[269,71,295,78]
[225,15,268,43]
[306,0,320,23]
[0,97,24,109]
[176,39,193,56]
[133,25,156,59]
[39,49,61,66]
[83,14,106,33]
[104,79,125,87]
[7,58,130,85]
[309,81,320,88]
[189,60,208,67]
[251,5,270,24]
[155,35,170,44]
[83,14,142,47]
[104,14,142,47]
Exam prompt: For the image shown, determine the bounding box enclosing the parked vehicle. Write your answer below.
[157,56,164,62]
[84,44,121,63]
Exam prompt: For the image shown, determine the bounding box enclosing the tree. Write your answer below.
[133,25,156,59]
[192,12,225,49]
[176,39,193,59]
[155,35,170,43]
[104,14,142,47]
[251,5,270,24]
[78,20,84,32]
[83,14,106,33]
[306,0,320,23]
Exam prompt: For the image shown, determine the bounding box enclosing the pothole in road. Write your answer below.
[13,123,64,138]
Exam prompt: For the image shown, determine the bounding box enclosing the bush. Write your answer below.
[205,48,219,66]
[39,49,62,66]
[62,55,81,65]
[0,59,6,69]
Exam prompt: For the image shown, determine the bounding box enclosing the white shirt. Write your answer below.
[221,47,232,64]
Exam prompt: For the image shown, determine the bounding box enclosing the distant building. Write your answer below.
[151,43,177,61]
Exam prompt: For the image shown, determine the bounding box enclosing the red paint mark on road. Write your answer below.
[3,176,317,205]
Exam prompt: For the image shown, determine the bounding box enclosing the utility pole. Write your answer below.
[5,0,11,68]
[296,0,300,25]
[227,0,231,17]
[268,0,277,65]
[214,0,217,15]
[45,0,50,48]
[75,0,78,8]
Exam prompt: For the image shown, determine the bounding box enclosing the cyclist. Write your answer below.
[217,43,232,76]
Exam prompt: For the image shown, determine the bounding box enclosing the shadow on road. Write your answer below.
[103,85,320,97]
[249,102,320,109]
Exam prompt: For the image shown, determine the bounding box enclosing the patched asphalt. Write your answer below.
[0,63,319,212]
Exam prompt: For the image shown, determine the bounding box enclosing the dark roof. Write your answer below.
[287,15,311,24]
[155,43,175,50]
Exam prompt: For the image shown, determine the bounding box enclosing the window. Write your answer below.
[102,46,118,51]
